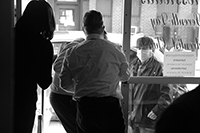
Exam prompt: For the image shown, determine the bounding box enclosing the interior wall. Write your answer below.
[0,0,14,133]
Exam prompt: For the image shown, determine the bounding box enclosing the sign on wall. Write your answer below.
[163,51,196,77]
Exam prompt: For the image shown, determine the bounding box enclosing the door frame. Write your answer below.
[15,1,200,133]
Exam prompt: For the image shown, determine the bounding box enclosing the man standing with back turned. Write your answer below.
[59,10,130,133]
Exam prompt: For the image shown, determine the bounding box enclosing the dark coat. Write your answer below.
[132,56,172,129]
[15,17,53,92]
[14,6,54,133]
[14,16,53,108]
[155,84,200,133]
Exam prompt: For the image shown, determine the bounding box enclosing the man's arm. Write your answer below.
[59,47,75,91]
[148,65,172,120]
[151,84,173,118]
[116,47,130,81]
[119,63,130,81]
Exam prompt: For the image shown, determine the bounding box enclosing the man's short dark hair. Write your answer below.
[137,36,155,50]
[83,10,104,34]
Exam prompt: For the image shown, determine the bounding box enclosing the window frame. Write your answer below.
[121,0,200,132]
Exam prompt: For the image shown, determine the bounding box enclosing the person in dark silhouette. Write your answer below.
[59,10,130,133]
[14,0,55,133]
[155,84,200,133]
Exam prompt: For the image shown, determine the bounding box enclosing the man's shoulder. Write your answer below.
[160,85,200,119]
[62,38,85,52]
[173,85,200,106]
[101,39,123,52]
[151,56,163,66]
[156,85,200,133]
[72,38,85,43]
[104,39,121,46]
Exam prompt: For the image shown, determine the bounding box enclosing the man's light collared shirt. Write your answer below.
[50,38,85,95]
[60,34,129,99]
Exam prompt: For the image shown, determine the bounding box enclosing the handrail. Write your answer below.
[128,76,200,84]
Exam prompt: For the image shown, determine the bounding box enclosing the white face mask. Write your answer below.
[137,49,152,62]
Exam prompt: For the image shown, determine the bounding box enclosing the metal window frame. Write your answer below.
[121,0,200,132]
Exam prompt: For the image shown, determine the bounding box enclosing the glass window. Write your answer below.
[129,0,200,80]
[128,1,200,132]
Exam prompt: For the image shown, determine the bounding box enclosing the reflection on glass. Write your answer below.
[128,1,199,132]
[129,0,200,78]
[129,0,200,89]
[128,82,189,133]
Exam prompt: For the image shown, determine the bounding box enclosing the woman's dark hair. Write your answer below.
[18,0,56,40]
[83,10,104,34]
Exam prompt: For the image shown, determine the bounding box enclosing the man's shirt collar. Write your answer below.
[86,34,104,40]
